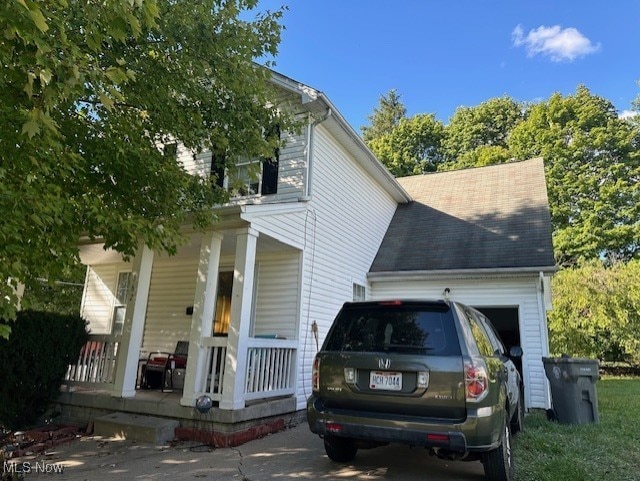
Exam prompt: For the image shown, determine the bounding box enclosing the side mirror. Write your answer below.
[509,346,523,358]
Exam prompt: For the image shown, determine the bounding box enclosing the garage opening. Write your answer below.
[475,307,522,377]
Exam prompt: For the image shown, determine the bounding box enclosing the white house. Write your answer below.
[62,71,555,443]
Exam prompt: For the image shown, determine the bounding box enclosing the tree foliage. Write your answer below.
[0,0,290,332]
[443,96,524,163]
[362,86,639,265]
[21,265,86,315]
[361,89,406,143]
[548,260,640,365]
[509,86,640,265]
[0,310,88,429]
[368,114,445,177]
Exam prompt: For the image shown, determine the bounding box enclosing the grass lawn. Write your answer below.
[514,377,640,481]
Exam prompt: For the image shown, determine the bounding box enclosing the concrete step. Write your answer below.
[93,412,179,444]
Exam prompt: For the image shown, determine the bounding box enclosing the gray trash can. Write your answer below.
[542,356,599,425]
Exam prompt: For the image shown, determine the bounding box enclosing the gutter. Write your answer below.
[367,266,558,281]
[302,107,333,200]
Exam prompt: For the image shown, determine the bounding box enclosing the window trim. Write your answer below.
[352,282,366,302]
[111,270,132,335]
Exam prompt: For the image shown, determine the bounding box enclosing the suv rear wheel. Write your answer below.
[482,421,514,481]
[510,396,524,435]
[324,435,357,462]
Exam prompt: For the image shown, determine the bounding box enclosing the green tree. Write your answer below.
[439,145,512,172]
[361,89,407,143]
[509,86,640,265]
[368,114,445,177]
[549,260,640,365]
[21,264,86,315]
[0,0,290,336]
[442,96,523,165]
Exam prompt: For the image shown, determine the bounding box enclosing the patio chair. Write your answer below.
[140,341,189,392]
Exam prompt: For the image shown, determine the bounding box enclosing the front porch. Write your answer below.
[65,222,304,434]
[56,386,300,446]
[64,335,298,408]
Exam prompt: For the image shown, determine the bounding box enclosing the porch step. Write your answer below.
[93,412,179,444]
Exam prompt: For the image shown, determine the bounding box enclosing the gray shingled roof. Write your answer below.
[370,158,556,273]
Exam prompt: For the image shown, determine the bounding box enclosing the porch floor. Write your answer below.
[56,386,300,440]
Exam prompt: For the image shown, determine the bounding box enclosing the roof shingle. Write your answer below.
[370,158,556,272]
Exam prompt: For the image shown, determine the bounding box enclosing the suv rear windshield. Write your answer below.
[324,303,461,356]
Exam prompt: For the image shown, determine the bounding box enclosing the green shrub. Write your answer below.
[0,310,88,430]
[549,260,640,365]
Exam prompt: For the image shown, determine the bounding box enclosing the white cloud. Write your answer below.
[512,24,601,62]
[619,110,638,119]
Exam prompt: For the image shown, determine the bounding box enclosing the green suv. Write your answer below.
[307,300,524,481]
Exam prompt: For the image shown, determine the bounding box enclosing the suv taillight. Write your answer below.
[464,358,489,402]
[312,356,320,391]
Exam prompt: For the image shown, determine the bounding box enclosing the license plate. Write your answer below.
[370,371,402,391]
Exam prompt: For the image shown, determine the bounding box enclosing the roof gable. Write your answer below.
[370,158,556,273]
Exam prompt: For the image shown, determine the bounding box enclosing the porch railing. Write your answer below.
[201,336,228,401]
[65,335,119,387]
[199,336,297,403]
[244,338,297,401]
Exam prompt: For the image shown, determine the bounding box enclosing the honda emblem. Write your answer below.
[378,358,391,369]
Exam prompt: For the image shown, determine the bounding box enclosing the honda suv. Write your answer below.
[307,300,524,481]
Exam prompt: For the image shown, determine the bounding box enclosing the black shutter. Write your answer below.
[211,152,225,188]
[261,125,280,195]
[163,142,177,159]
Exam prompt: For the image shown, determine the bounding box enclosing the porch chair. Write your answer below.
[140,341,189,392]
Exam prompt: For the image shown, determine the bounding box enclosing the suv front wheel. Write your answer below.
[324,435,358,462]
[482,421,514,481]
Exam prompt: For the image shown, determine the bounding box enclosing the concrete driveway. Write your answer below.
[8,424,485,480]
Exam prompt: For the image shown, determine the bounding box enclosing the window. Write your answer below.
[352,283,366,301]
[213,272,233,335]
[209,125,280,197]
[325,304,461,355]
[112,271,131,335]
[228,158,261,197]
[476,313,506,355]
[465,311,494,357]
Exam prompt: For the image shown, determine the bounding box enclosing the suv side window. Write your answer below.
[476,313,506,356]
[463,309,494,357]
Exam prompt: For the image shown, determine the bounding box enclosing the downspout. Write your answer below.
[302,107,332,200]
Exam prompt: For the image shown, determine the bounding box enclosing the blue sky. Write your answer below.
[251,1,640,131]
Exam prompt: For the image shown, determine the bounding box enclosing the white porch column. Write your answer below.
[180,231,223,406]
[220,227,259,410]
[112,245,154,397]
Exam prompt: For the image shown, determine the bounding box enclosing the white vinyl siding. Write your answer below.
[293,125,399,409]
[142,257,199,354]
[253,253,301,340]
[176,122,307,202]
[81,263,130,334]
[369,277,551,410]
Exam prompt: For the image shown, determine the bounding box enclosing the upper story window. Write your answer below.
[228,158,262,197]
[210,125,280,198]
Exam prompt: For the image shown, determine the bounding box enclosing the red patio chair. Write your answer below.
[140,341,189,392]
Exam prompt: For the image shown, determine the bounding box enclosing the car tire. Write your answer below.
[510,396,524,435]
[482,421,514,481]
[323,435,357,462]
